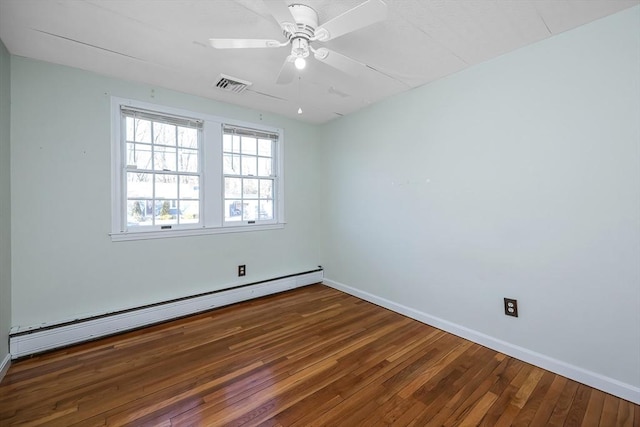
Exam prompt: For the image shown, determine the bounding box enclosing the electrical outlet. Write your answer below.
[238,265,246,277]
[504,298,518,317]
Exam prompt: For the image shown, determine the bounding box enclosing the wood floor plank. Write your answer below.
[458,391,499,427]
[600,392,622,426]
[0,284,637,426]
[402,352,486,425]
[398,340,474,400]
[617,398,635,427]
[482,385,520,427]
[527,374,569,426]
[565,384,593,426]
[546,378,581,426]
[581,389,606,427]
[424,347,507,426]
[389,400,428,427]
[493,403,522,427]
[511,367,546,409]
[478,359,528,426]
[510,370,556,426]
[364,394,415,426]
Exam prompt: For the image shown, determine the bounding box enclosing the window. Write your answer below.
[223,126,277,224]
[123,109,202,229]
[111,98,284,241]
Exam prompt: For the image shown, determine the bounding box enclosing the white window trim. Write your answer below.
[110,97,285,241]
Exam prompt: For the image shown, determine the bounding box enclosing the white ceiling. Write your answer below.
[0,0,637,124]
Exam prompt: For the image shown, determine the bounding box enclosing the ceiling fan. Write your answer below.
[209,0,388,84]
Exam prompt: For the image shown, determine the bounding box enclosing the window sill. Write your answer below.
[110,223,285,242]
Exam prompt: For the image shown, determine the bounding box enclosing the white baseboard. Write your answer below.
[0,353,10,383]
[9,270,323,359]
[324,278,640,405]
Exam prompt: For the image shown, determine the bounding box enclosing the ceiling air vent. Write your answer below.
[214,74,252,94]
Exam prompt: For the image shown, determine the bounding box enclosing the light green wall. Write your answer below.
[0,38,11,363]
[320,6,640,388]
[10,57,322,325]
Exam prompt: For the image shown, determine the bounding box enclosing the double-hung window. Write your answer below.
[223,126,277,224]
[111,98,284,241]
[122,108,202,230]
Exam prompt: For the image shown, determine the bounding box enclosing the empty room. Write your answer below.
[0,0,638,425]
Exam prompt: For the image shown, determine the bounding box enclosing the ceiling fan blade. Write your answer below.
[314,0,388,42]
[263,0,297,32]
[313,48,366,77]
[209,38,284,49]
[276,56,296,84]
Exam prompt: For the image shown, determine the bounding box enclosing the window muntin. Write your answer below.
[111,98,284,240]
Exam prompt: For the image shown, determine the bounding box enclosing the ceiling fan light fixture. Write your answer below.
[291,38,309,70]
[294,57,306,70]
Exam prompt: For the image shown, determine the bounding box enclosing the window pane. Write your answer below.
[153,122,176,146]
[223,134,241,153]
[243,200,258,221]
[243,179,258,199]
[126,117,134,142]
[179,176,199,199]
[259,179,273,199]
[241,155,257,176]
[223,134,232,152]
[135,119,151,143]
[258,157,272,176]
[154,146,177,171]
[127,200,152,226]
[257,139,272,156]
[155,200,178,225]
[143,200,155,218]
[223,154,240,174]
[178,127,198,148]
[178,148,198,173]
[126,143,152,170]
[241,137,257,155]
[127,172,153,199]
[180,200,199,224]
[225,200,242,221]
[156,174,178,199]
[259,200,273,220]
[225,177,242,198]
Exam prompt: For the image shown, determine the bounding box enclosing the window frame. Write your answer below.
[110,97,285,241]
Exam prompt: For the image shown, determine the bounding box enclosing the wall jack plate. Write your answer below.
[504,298,518,317]
[238,265,246,277]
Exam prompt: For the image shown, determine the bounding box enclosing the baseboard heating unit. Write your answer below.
[9,269,323,359]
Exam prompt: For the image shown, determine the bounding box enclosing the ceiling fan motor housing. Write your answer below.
[285,4,318,41]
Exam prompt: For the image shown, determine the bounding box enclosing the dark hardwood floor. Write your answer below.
[0,284,637,426]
